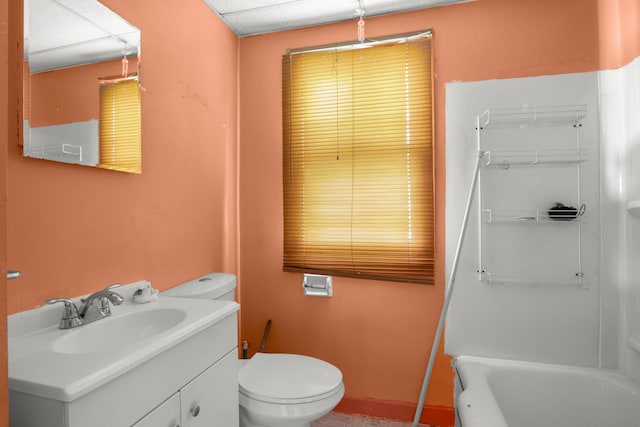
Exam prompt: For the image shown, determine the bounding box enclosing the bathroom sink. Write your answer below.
[52,308,187,354]
[8,281,239,403]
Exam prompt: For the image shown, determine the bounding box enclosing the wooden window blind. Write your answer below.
[282,32,434,284]
[99,78,141,173]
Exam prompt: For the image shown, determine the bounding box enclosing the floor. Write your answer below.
[312,412,432,427]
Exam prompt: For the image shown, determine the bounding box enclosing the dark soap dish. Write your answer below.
[548,202,586,221]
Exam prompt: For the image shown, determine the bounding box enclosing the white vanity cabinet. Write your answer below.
[134,350,238,427]
[180,350,239,426]
[9,295,240,427]
[133,393,181,427]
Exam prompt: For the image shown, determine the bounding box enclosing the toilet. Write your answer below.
[162,273,345,427]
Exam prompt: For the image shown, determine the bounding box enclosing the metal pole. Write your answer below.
[412,150,484,427]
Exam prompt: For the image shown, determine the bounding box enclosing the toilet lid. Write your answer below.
[239,353,343,402]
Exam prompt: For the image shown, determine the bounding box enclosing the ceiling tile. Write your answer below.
[26,0,140,72]
[204,0,473,36]
[204,0,305,15]
[221,0,360,36]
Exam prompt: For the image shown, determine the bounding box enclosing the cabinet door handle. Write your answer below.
[190,405,200,417]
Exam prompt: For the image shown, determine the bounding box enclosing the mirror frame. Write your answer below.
[23,0,141,173]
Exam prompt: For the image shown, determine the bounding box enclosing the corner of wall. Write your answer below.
[599,55,640,380]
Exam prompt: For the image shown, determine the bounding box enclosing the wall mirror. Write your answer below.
[24,0,142,173]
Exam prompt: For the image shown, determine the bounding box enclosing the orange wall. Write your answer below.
[237,0,607,411]
[7,0,239,313]
[2,0,22,422]
[5,0,640,421]
[598,0,640,68]
[29,58,138,127]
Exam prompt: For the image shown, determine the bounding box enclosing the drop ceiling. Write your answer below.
[25,0,140,72]
[203,0,473,37]
[24,0,471,73]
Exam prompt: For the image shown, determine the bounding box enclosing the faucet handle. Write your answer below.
[45,298,82,329]
[80,283,123,304]
[102,283,125,306]
[103,283,122,291]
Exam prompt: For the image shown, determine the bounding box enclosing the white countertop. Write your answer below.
[8,282,239,402]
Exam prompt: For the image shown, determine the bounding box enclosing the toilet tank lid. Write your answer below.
[163,272,236,299]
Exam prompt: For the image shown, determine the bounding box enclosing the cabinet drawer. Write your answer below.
[133,393,180,427]
[181,350,239,427]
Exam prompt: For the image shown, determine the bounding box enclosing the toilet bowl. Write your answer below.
[163,273,345,427]
[239,352,344,427]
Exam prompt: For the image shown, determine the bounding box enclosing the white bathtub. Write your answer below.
[453,355,640,427]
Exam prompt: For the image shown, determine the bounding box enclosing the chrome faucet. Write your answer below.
[46,283,125,329]
[44,298,83,329]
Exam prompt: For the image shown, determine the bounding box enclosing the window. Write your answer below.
[282,32,434,284]
[99,78,141,173]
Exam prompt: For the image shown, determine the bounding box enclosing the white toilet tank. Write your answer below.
[162,272,236,301]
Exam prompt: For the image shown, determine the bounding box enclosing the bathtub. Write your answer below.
[453,355,640,427]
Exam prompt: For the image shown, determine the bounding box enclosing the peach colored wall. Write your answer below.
[7,0,239,313]
[2,0,22,422]
[29,58,138,127]
[237,0,605,410]
[4,0,640,420]
[598,0,640,68]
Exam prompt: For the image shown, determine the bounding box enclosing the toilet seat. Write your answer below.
[239,353,343,404]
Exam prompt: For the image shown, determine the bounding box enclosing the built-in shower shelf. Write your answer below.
[481,149,587,168]
[482,209,587,223]
[478,105,587,129]
[479,271,587,288]
[627,201,640,218]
